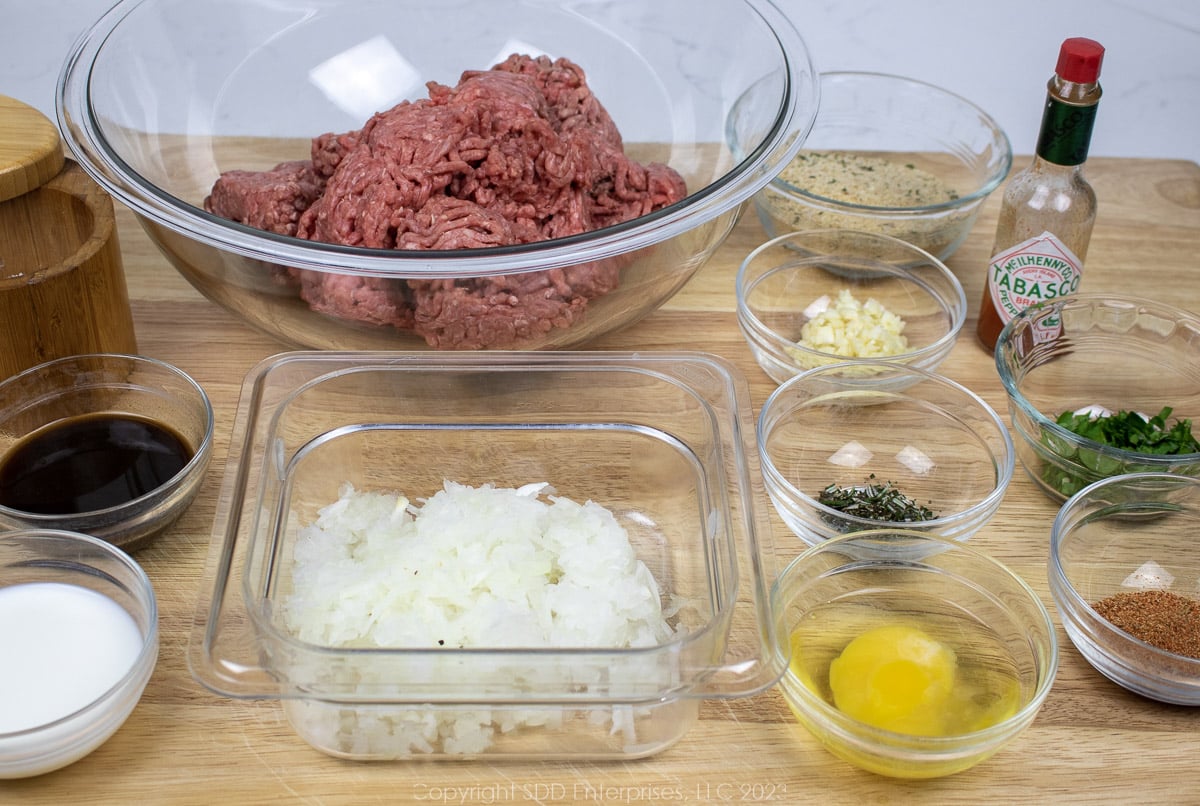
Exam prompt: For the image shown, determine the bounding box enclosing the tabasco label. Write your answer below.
[987,232,1082,327]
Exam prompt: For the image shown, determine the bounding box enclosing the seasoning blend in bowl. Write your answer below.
[0,529,158,778]
[1049,473,1200,705]
[0,353,214,550]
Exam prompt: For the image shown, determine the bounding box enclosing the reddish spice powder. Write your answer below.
[1092,590,1200,660]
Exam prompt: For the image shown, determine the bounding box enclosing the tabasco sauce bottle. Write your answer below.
[977,37,1105,351]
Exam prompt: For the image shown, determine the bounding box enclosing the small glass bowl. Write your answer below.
[0,353,214,550]
[736,229,966,384]
[1049,473,1200,705]
[742,72,1012,261]
[996,294,1200,503]
[758,362,1013,552]
[0,529,158,778]
[772,531,1057,779]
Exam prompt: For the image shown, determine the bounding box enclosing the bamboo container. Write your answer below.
[0,95,137,380]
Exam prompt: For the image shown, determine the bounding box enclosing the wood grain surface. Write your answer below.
[0,160,139,377]
[4,156,1199,804]
[0,95,64,204]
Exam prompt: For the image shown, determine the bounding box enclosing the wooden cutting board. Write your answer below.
[5,154,1200,804]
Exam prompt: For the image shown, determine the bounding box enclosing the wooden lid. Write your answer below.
[0,95,66,203]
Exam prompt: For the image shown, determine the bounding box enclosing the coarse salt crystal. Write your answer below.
[828,440,873,468]
[803,294,832,319]
[1121,561,1175,590]
[895,445,935,474]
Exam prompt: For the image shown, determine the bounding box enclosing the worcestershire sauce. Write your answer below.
[0,413,192,515]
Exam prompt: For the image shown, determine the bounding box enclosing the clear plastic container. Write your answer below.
[189,351,784,759]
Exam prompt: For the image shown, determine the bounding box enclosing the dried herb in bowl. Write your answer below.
[818,475,937,524]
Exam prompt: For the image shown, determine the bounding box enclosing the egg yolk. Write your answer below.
[827,624,958,736]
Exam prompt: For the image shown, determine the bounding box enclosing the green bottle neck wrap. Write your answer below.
[1035,96,1098,167]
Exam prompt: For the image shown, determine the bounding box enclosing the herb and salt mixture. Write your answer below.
[281,481,677,756]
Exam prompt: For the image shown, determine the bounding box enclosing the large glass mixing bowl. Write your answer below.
[59,0,817,350]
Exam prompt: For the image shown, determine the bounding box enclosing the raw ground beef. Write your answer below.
[204,54,687,349]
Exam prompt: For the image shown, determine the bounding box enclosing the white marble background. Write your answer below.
[3,0,1198,164]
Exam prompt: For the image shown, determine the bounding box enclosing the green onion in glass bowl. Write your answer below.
[996,294,1200,502]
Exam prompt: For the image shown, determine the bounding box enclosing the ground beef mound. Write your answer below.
[204,54,687,349]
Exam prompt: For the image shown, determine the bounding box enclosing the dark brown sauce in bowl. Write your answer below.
[0,412,193,515]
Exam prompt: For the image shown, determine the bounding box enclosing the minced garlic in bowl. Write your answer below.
[735,229,967,384]
[790,289,909,361]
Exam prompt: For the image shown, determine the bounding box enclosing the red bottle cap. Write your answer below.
[1056,37,1105,83]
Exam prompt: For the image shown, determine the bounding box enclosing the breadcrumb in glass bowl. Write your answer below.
[732,72,1012,261]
